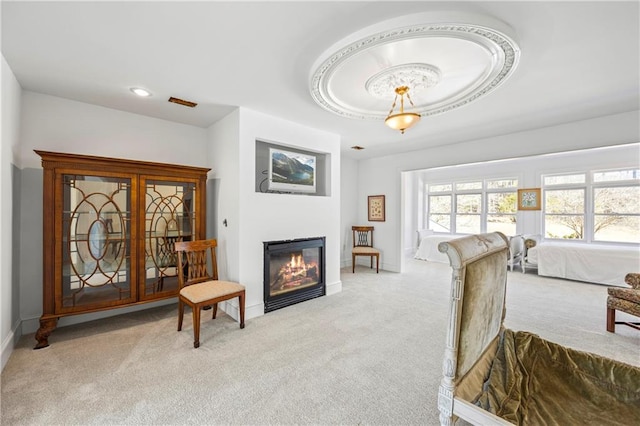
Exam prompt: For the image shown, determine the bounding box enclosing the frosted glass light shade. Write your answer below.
[385,112,421,134]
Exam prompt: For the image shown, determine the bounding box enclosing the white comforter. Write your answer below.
[529,242,640,286]
[415,234,467,263]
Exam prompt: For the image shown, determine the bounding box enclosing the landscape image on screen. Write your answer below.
[269,148,316,192]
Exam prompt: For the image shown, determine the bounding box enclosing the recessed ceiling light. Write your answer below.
[130,87,152,97]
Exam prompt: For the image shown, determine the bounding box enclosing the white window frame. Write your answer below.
[425,178,518,235]
[542,168,640,244]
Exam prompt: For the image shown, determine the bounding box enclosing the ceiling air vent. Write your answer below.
[168,97,197,108]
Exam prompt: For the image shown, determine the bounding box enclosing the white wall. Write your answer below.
[207,109,241,283]
[1,55,22,370]
[17,91,209,335]
[340,156,359,267]
[12,90,342,348]
[409,143,640,240]
[208,107,342,320]
[356,111,640,272]
[18,91,210,169]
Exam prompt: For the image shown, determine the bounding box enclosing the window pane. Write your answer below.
[456,194,481,213]
[456,182,482,190]
[545,215,584,239]
[487,179,518,189]
[593,169,640,182]
[594,187,640,214]
[488,192,516,214]
[429,214,451,232]
[487,215,516,236]
[429,184,451,193]
[545,189,584,214]
[429,195,451,213]
[456,215,480,234]
[544,174,585,185]
[594,216,640,243]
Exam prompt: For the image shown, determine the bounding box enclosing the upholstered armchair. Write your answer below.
[606,272,640,332]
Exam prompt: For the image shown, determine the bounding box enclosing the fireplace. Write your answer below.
[263,237,326,313]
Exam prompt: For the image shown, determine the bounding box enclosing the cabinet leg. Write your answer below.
[34,317,58,349]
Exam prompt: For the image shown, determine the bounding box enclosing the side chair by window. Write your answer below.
[174,239,245,348]
[507,235,524,272]
[520,234,541,274]
[352,226,380,273]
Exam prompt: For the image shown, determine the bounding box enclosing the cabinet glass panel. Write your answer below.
[62,175,132,308]
[144,180,196,296]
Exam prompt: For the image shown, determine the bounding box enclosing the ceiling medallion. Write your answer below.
[309,13,521,121]
[366,63,441,100]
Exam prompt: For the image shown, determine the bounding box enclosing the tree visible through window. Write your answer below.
[426,178,518,235]
[543,169,640,243]
[594,186,640,242]
[544,188,585,239]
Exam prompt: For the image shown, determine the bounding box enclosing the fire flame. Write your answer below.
[290,254,306,272]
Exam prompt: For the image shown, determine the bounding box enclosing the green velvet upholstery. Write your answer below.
[477,329,640,425]
[438,233,640,426]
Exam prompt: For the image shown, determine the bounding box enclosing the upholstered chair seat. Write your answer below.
[352,246,379,255]
[175,239,245,348]
[606,272,640,332]
[180,280,245,304]
[351,226,380,273]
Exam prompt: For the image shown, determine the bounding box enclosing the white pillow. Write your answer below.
[417,229,434,240]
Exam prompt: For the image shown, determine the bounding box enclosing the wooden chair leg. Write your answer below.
[370,256,373,269]
[193,304,201,348]
[212,303,218,319]
[607,307,615,332]
[239,293,246,329]
[352,254,356,273]
[375,254,379,273]
[177,299,184,331]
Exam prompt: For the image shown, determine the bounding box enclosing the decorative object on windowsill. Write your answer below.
[368,195,385,222]
[517,188,541,210]
[384,86,421,134]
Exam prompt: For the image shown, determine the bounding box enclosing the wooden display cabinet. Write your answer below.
[34,151,210,348]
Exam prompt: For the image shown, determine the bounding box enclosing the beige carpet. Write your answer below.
[1,259,638,425]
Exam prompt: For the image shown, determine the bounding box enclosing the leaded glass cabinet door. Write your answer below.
[142,178,198,299]
[35,150,209,349]
[58,173,137,311]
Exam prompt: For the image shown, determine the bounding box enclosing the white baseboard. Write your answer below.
[326,279,342,295]
[20,317,41,335]
[1,320,20,372]
[220,300,264,322]
[18,280,344,350]
[21,298,178,335]
[221,281,342,321]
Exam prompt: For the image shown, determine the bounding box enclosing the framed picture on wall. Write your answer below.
[518,188,541,211]
[368,195,385,221]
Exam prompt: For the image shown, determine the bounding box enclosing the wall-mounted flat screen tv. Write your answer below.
[268,148,316,194]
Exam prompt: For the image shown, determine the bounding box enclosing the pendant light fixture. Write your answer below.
[384,86,421,134]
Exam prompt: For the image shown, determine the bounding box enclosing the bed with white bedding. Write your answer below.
[414,231,467,263]
[527,242,640,286]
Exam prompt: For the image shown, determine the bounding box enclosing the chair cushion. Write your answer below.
[607,295,640,317]
[180,280,245,304]
[353,246,380,255]
[607,287,640,304]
